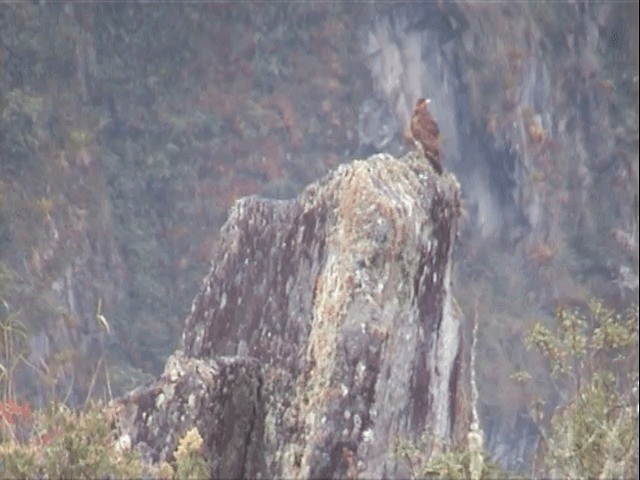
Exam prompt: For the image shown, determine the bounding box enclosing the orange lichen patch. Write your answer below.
[527,120,546,144]
[335,160,417,259]
[267,95,302,147]
[526,241,556,268]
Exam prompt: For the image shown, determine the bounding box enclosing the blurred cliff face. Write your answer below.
[360,3,638,307]
[357,2,638,470]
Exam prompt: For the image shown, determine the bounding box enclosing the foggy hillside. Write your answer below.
[0,2,637,473]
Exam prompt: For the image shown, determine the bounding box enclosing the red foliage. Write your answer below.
[0,400,32,424]
[267,95,302,147]
[35,427,64,447]
[526,240,556,269]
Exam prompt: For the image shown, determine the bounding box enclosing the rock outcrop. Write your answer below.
[111,353,265,478]
[110,152,469,478]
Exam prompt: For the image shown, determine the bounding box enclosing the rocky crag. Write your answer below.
[110,152,468,478]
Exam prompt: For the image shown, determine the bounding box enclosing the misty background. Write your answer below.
[0,2,637,472]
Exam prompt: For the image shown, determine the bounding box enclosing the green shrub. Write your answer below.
[394,431,514,479]
[526,300,639,478]
[0,402,147,479]
[394,298,638,479]
[0,402,211,479]
[173,427,209,480]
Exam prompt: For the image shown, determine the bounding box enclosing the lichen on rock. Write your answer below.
[110,151,467,478]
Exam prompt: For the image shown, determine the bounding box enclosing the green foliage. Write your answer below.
[395,299,638,479]
[0,402,160,479]
[0,401,211,479]
[0,311,30,403]
[0,403,209,480]
[173,427,209,479]
[0,89,45,176]
[526,299,639,478]
[394,432,515,480]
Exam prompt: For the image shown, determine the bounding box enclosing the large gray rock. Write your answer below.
[111,152,469,478]
[111,352,265,478]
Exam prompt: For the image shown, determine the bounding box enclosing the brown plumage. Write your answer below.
[410,98,442,174]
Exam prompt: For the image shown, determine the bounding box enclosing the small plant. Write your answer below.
[0,400,31,425]
[0,399,32,446]
[525,299,639,478]
[0,401,160,478]
[393,431,512,479]
[394,298,517,479]
[0,310,30,405]
[173,426,209,479]
[34,197,55,218]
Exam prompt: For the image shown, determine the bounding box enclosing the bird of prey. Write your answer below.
[410,98,442,174]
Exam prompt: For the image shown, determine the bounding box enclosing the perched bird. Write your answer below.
[410,98,442,174]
